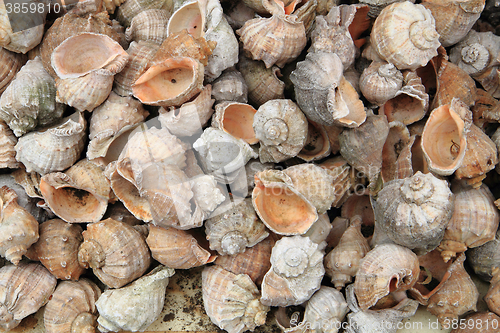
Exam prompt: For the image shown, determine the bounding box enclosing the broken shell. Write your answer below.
[328,76,367,128]
[325,215,371,289]
[354,243,420,310]
[254,99,308,163]
[78,218,151,288]
[252,169,318,235]
[211,68,248,103]
[96,265,175,332]
[125,9,170,45]
[0,57,65,137]
[0,47,25,94]
[202,265,269,333]
[43,279,101,333]
[0,121,18,169]
[261,235,325,306]
[0,186,39,265]
[297,121,331,162]
[212,101,258,144]
[167,0,206,38]
[146,225,215,269]
[370,2,440,70]
[360,62,404,106]
[373,171,453,254]
[205,198,268,256]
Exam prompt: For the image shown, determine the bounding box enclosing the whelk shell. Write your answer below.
[167,0,206,38]
[0,47,25,94]
[125,9,170,45]
[360,61,404,106]
[297,120,331,162]
[212,101,258,145]
[211,68,248,103]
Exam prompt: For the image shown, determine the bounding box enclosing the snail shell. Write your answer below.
[467,229,500,281]
[0,121,18,169]
[211,101,258,145]
[381,121,411,182]
[167,0,206,38]
[125,9,170,45]
[359,61,404,106]
[303,286,349,332]
[43,279,101,333]
[0,47,25,94]
[261,235,325,306]
[211,68,248,104]
[297,120,331,162]
[116,0,173,27]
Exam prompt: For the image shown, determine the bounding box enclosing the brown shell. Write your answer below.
[0,121,18,169]
[78,218,151,288]
[341,193,375,227]
[155,30,215,67]
[0,48,26,94]
[26,219,85,280]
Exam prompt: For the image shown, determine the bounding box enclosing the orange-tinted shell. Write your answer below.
[212,101,258,145]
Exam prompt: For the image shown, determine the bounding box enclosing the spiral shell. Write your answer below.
[125,9,170,45]
[360,62,404,106]
[211,68,248,103]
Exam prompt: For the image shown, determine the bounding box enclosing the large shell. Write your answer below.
[43,279,101,333]
[261,235,325,306]
[373,171,453,254]
[354,244,420,310]
[0,186,39,265]
[96,265,175,332]
[26,219,85,280]
[0,263,57,330]
[202,265,269,333]
[0,57,65,137]
[15,112,87,175]
[370,2,440,70]
[359,61,403,106]
[0,121,18,169]
[0,47,25,94]
[78,218,151,288]
[125,9,170,45]
[211,101,257,144]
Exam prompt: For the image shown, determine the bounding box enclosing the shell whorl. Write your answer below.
[78,239,105,270]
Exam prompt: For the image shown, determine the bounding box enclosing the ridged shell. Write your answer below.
[78,218,151,288]
[211,100,257,144]
[125,9,170,45]
[0,121,18,169]
[360,62,403,106]
[0,263,57,330]
[319,157,354,208]
[15,112,87,175]
[43,279,101,333]
[211,68,248,103]
[0,47,25,94]
[116,0,173,27]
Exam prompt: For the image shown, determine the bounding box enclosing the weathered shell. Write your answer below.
[360,62,403,106]
[0,121,18,169]
[96,265,175,332]
[202,265,269,333]
[438,181,499,262]
[381,121,411,182]
[212,101,258,144]
[261,235,325,306]
[211,68,248,103]
[359,0,409,17]
[467,229,500,281]
[43,279,101,333]
[252,169,318,235]
[297,121,331,162]
[0,47,25,94]
[146,225,215,269]
[325,216,370,289]
[78,218,151,288]
[485,268,500,316]
[167,0,206,38]
[125,9,170,45]
[116,0,173,27]
[26,219,85,280]
[373,171,453,254]
[0,263,56,330]
[0,186,39,265]
[370,2,440,70]
[327,76,367,128]
[354,244,420,310]
[475,66,500,99]
[15,112,87,175]
[0,57,65,137]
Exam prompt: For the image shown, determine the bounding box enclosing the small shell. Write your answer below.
[297,121,331,162]
[167,0,206,38]
[360,62,404,106]
[205,198,268,256]
[253,99,308,163]
[78,218,151,288]
[252,169,318,235]
[15,112,87,175]
[325,216,370,289]
[96,265,175,332]
[125,9,170,45]
[211,68,248,103]
[211,101,258,144]
[0,47,25,94]
[0,121,18,169]
[43,279,101,333]
[146,225,215,269]
[354,244,420,310]
[261,235,325,306]
[0,186,39,265]
[370,2,440,70]
[26,219,85,280]
[202,265,269,333]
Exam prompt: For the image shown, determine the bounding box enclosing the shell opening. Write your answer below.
[409,22,439,51]
[48,187,101,221]
[222,104,258,144]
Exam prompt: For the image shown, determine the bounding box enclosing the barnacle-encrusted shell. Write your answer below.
[0,186,39,265]
[370,2,440,70]
[125,9,170,45]
[78,218,151,288]
[15,112,87,175]
[212,101,257,144]
[0,57,65,137]
[373,171,453,254]
[354,244,420,310]
[43,279,101,333]
[0,263,57,330]
[0,121,18,169]
[360,62,403,106]
[0,47,25,94]
[202,265,269,333]
[26,219,85,280]
[261,235,325,306]
[96,265,175,332]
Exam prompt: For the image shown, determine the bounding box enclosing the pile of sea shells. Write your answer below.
[2,0,500,332]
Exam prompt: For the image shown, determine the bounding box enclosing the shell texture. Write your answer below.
[125,9,170,45]
[116,0,173,27]
[167,0,206,38]
[0,47,25,94]
[485,268,500,317]
[467,229,500,281]
[359,61,403,106]
[300,286,349,333]
[0,121,18,169]
[211,68,248,103]
[297,120,331,162]
[381,121,411,182]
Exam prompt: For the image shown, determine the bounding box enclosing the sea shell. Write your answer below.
[78,218,151,288]
[373,171,453,254]
[116,0,173,27]
[354,243,420,310]
[146,224,216,269]
[327,76,367,128]
[261,235,325,306]
[341,193,375,227]
[297,121,331,162]
[0,186,39,265]
[211,68,248,103]
[202,265,269,333]
[370,2,440,70]
[485,268,500,316]
[96,265,175,332]
[167,0,206,38]
[359,0,408,17]
[15,112,87,175]
[325,215,370,289]
[381,121,411,182]
[43,279,101,333]
[319,156,355,208]
[125,9,170,45]
[205,198,268,256]
[0,121,18,169]
[254,99,308,163]
[0,57,65,137]
[212,101,258,144]
[438,181,499,262]
[0,47,25,94]
[359,61,403,106]
[467,229,500,281]
[0,263,57,330]
[472,88,500,129]
[252,169,318,235]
